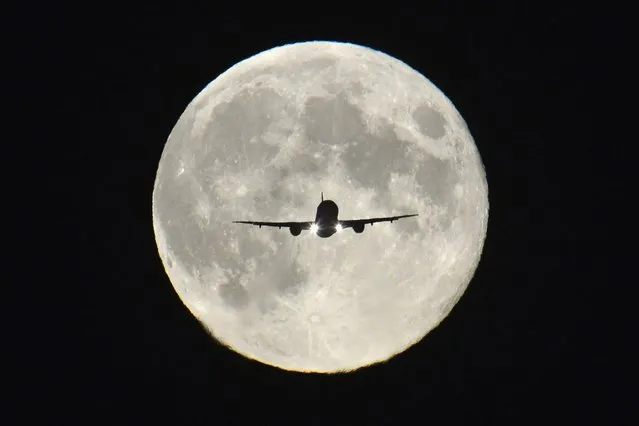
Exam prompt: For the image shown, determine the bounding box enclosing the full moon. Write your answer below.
[152,41,488,373]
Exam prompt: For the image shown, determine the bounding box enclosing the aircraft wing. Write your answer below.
[339,214,418,229]
[232,220,314,230]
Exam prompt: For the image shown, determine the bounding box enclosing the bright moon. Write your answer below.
[152,41,489,373]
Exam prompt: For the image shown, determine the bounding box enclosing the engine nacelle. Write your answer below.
[353,223,365,234]
[289,225,302,236]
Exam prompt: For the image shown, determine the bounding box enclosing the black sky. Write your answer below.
[6,3,625,425]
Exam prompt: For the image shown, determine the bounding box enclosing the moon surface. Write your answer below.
[152,41,488,373]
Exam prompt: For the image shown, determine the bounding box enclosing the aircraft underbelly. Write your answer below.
[317,228,336,238]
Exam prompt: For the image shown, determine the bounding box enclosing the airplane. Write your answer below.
[233,193,418,238]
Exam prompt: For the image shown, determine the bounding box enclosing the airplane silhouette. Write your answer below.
[233,193,418,238]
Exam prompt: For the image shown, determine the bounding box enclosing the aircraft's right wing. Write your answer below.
[232,220,314,230]
[232,220,315,236]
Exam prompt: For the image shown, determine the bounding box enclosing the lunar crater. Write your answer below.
[412,104,447,140]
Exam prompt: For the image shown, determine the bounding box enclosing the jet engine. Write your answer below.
[289,225,302,236]
[353,223,365,234]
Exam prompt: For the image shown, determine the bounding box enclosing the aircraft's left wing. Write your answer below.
[232,220,314,230]
[339,214,418,230]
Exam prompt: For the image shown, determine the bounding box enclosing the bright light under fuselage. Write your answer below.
[335,224,343,232]
[310,223,319,234]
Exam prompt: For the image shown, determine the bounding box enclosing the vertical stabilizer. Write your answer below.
[321,192,324,202]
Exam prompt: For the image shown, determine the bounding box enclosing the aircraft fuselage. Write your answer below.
[314,199,339,238]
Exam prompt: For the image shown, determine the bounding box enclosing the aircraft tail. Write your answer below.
[321,192,323,202]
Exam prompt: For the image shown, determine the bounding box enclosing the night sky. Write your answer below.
[7,3,623,425]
